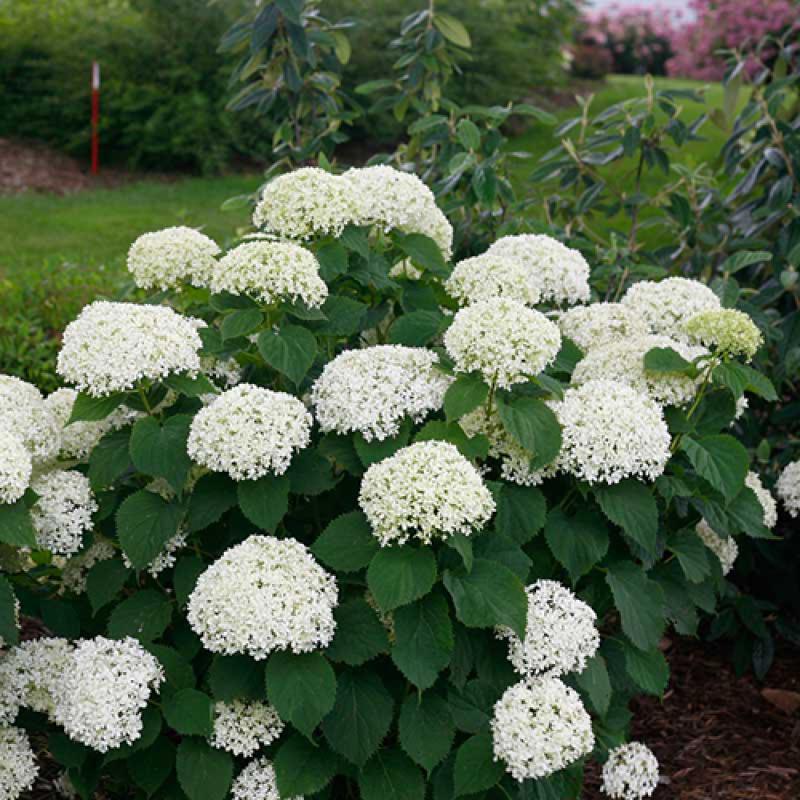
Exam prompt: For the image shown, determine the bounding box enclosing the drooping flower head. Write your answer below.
[29,470,97,556]
[556,380,671,484]
[187,536,337,659]
[212,700,285,757]
[602,742,660,799]
[0,376,60,465]
[310,346,451,441]
[445,252,542,307]
[0,726,38,800]
[557,302,650,353]
[358,441,495,546]
[444,298,562,389]
[486,234,591,305]
[776,460,800,518]
[746,471,777,530]
[0,429,32,505]
[127,226,220,290]
[684,308,763,361]
[231,758,299,800]
[57,302,203,397]
[491,678,594,781]
[695,521,738,576]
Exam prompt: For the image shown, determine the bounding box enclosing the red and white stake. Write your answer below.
[91,62,100,175]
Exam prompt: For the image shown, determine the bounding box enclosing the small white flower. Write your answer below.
[0,429,32,505]
[602,742,660,799]
[0,376,61,465]
[776,460,800,519]
[231,757,299,800]
[0,725,38,800]
[695,521,738,576]
[557,302,650,353]
[745,471,777,530]
[445,252,542,307]
[30,470,97,556]
[211,700,284,757]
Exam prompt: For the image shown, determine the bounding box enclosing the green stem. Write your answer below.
[484,374,498,421]
[670,359,716,453]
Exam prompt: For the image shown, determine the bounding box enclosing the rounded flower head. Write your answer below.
[776,460,800,518]
[571,334,707,407]
[208,241,327,308]
[557,302,650,353]
[30,470,97,556]
[444,298,562,389]
[53,636,164,752]
[0,376,60,465]
[57,302,203,397]
[556,380,671,484]
[310,346,451,441]
[0,726,38,800]
[445,253,542,307]
[497,580,599,678]
[127,226,220,290]
[685,308,763,361]
[491,678,594,781]
[746,472,777,530]
[602,742,660,799]
[212,700,284,757]
[695,521,738,576]
[187,535,337,659]
[232,758,299,800]
[0,430,32,504]
[486,234,591,305]
[358,441,495,546]
[187,384,312,481]
[253,167,357,240]
[621,277,721,341]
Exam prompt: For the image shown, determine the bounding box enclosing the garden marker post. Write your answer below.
[91,61,100,175]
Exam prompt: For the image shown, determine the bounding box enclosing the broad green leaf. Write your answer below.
[40,598,80,638]
[367,546,437,611]
[187,473,237,532]
[398,693,455,773]
[393,232,448,277]
[314,295,367,336]
[274,734,338,796]
[147,645,195,692]
[176,739,233,800]
[128,739,174,797]
[322,668,394,766]
[88,427,133,490]
[86,559,130,615]
[354,420,411,467]
[643,346,695,374]
[221,308,263,340]
[444,374,488,422]
[163,689,214,736]
[0,576,19,647]
[316,241,349,281]
[258,325,317,385]
[443,558,527,638]
[454,734,504,797]
[727,486,773,538]
[164,372,219,398]
[720,250,771,274]
[432,12,471,48]
[472,533,531,581]
[129,415,193,491]
[266,651,336,738]
[668,530,711,582]
[359,749,425,800]
[312,511,379,572]
[575,654,611,716]
[208,654,264,702]
[415,421,490,461]
[286,448,336,496]
[0,501,37,548]
[456,119,481,150]
[68,392,126,424]
[712,361,777,401]
[388,310,446,346]
[606,562,665,651]
[681,435,748,500]
[544,508,609,584]
[623,643,668,696]
[174,555,205,607]
[107,589,172,643]
[48,732,89,769]
[326,598,390,666]
[495,484,547,544]
[116,490,183,571]
[594,480,659,556]
[496,396,561,470]
[237,475,290,531]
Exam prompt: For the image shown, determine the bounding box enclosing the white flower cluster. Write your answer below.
[486,234,591,305]
[445,252,542,307]
[556,380,671,484]
[211,700,284,757]
[231,758,298,800]
[30,470,97,556]
[746,472,777,530]
[621,277,721,341]
[187,384,311,480]
[53,636,164,752]
[187,536,337,659]
[572,334,707,407]
[684,308,763,361]
[557,302,650,353]
[0,726,38,800]
[358,441,495,546]
[0,376,60,466]
[497,580,599,678]
[776,460,800,518]
[208,241,328,308]
[202,356,244,391]
[491,678,594,781]
[602,742,660,799]
[57,302,203,396]
[310,346,451,441]
[45,388,139,462]
[695,521,738,576]
[59,540,115,595]
[444,298,562,388]
[0,429,31,505]
[127,226,220,290]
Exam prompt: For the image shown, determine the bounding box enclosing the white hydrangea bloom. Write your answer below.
[123,530,187,577]
[211,700,284,757]
[557,302,650,353]
[444,298,562,389]
[459,407,558,486]
[231,758,298,800]
[187,384,312,481]
[0,430,32,504]
[44,388,139,462]
[602,742,660,799]
[497,580,599,678]
[684,308,763,361]
[53,636,164,753]
[207,241,327,308]
[746,472,777,530]
[202,357,243,391]
[29,470,97,556]
[621,277,721,341]
[57,302,203,397]
[445,253,542,307]
[310,346,451,441]
[127,226,220,290]
[0,376,60,465]
[0,725,38,800]
[187,536,337,659]
[486,234,591,305]
[695,521,738,576]
[59,540,115,595]
[776,460,800,518]
[491,678,594,781]
[571,334,707,407]
[556,380,670,484]
[253,167,357,240]
[358,441,495,546]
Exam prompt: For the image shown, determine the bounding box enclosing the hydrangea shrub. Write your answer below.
[0,166,785,800]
